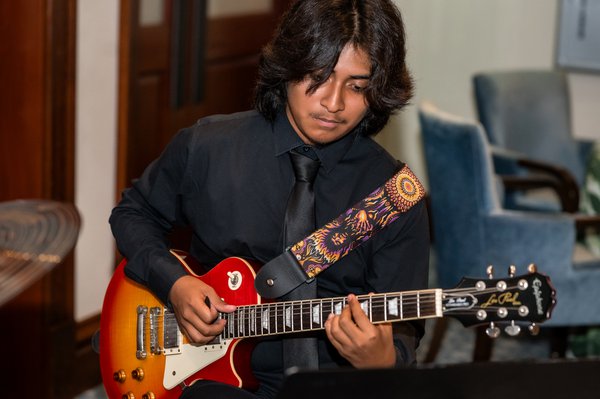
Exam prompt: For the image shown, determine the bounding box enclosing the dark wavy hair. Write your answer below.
[254,0,413,136]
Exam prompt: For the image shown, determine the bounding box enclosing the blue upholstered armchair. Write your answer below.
[473,70,594,213]
[418,102,600,358]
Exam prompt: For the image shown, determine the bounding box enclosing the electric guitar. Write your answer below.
[99,252,556,399]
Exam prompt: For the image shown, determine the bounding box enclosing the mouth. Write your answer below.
[313,115,344,129]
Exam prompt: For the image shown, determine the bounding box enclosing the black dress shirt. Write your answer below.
[109,109,430,395]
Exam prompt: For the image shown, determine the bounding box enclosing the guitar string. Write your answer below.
[155,285,528,340]
[220,297,440,338]
[220,288,531,339]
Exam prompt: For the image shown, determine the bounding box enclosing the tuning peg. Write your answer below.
[528,323,540,336]
[486,265,494,279]
[508,265,516,277]
[504,320,521,336]
[485,322,500,338]
[527,263,537,274]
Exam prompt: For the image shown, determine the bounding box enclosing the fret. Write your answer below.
[400,292,404,319]
[312,302,320,328]
[299,301,304,332]
[239,307,245,337]
[283,303,294,332]
[261,306,269,334]
[245,307,250,336]
[417,292,420,318]
[333,299,343,316]
[269,303,275,334]
[406,293,418,320]
[320,299,327,320]
[384,294,388,321]
[319,300,323,328]
[292,301,301,332]
[387,296,398,318]
[227,310,234,338]
[282,302,288,333]
[370,295,385,322]
[269,303,274,334]
[290,302,297,332]
[320,299,331,327]
[249,306,256,335]
[271,303,277,334]
[276,303,284,333]
[302,300,312,330]
[228,312,233,338]
[359,298,369,321]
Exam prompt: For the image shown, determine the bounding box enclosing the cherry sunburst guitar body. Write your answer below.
[99,252,555,399]
[100,254,260,399]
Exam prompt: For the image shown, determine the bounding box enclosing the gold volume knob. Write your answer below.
[142,392,156,399]
[132,367,145,381]
[121,392,135,399]
[113,369,127,383]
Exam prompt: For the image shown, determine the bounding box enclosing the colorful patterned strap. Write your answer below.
[255,165,425,298]
[291,164,425,278]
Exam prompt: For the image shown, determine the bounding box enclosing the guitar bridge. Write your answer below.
[136,305,148,359]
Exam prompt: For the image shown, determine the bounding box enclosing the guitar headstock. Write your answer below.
[442,264,556,337]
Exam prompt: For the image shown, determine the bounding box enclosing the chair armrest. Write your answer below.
[490,145,580,212]
[514,158,579,212]
[574,214,600,231]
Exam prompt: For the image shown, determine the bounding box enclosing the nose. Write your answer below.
[319,81,345,113]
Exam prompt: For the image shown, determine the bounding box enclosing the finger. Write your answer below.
[327,312,354,349]
[325,313,346,351]
[205,291,236,313]
[347,294,375,331]
[337,295,363,337]
[177,298,226,339]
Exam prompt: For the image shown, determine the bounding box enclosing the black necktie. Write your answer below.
[282,149,320,371]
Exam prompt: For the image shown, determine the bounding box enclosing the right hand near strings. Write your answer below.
[168,275,236,344]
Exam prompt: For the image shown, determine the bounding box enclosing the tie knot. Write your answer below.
[290,150,320,184]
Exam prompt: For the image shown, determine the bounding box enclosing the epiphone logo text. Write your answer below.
[532,278,544,315]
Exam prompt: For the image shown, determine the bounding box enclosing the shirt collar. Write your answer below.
[272,109,359,174]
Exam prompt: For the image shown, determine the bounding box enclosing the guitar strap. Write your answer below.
[255,164,426,298]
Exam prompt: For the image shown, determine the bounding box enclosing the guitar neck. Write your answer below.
[220,289,442,339]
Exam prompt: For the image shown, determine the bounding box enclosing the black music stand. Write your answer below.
[277,359,600,399]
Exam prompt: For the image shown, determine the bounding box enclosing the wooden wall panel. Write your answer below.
[0,0,78,397]
[0,1,45,200]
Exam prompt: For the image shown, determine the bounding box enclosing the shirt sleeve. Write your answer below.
[109,129,194,305]
[366,199,431,366]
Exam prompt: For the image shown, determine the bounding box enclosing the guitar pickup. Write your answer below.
[163,310,182,355]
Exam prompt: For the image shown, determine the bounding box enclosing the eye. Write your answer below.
[309,72,327,84]
[349,83,367,93]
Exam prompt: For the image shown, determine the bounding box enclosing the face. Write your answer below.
[285,44,371,146]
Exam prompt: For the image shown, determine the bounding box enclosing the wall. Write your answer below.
[75,0,119,321]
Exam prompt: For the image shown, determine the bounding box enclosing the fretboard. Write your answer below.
[220,289,442,339]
